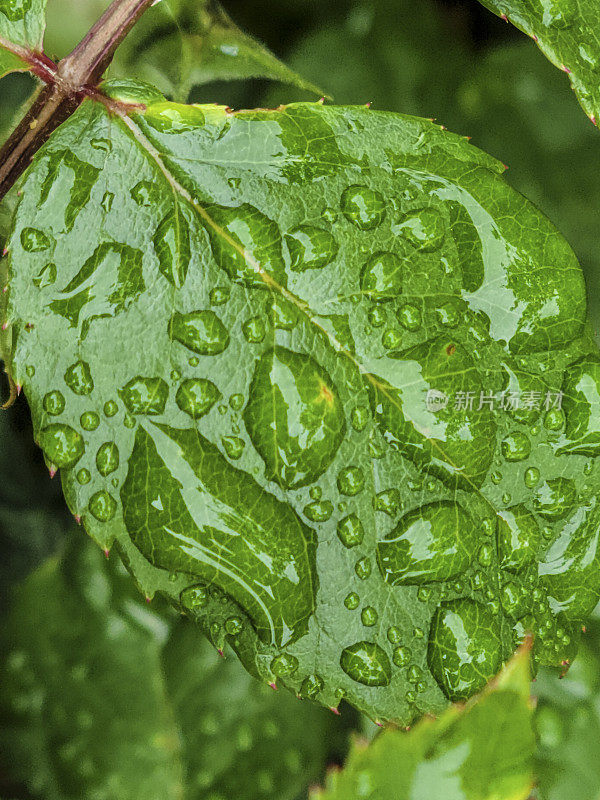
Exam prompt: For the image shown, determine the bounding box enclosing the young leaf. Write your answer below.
[43,0,323,100]
[478,0,600,126]
[313,644,535,800]
[0,0,46,78]
[4,84,600,724]
[0,535,351,800]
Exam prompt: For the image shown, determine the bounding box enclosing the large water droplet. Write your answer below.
[120,377,169,415]
[39,424,85,469]
[96,442,120,476]
[153,206,191,287]
[497,504,542,572]
[341,185,385,230]
[176,378,221,419]
[533,478,577,520]
[359,251,404,301]
[20,227,51,252]
[340,641,391,686]
[64,360,94,395]
[243,347,346,489]
[337,466,365,496]
[377,501,478,585]
[427,598,502,701]
[168,310,229,355]
[501,431,531,462]
[558,359,600,456]
[43,390,65,416]
[395,208,445,252]
[337,514,364,548]
[304,500,334,522]
[203,203,287,287]
[285,225,338,271]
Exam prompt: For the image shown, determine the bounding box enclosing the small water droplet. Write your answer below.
[80,411,100,431]
[337,514,365,547]
[340,641,391,686]
[43,390,65,416]
[344,592,360,610]
[64,360,94,395]
[533,477,577,520]
[396,207,445,251]
[337,466,365,495]
[304,499,334,521]
[20,227,51,252]
[360,252,403,301]
[368,306,386,328]
[361,606,378,626]
[355,556,371,580]
[180,584,208,611]
[40,424,84,468]
[341,185,386,230]
[221,435,245,459]
[501,431,531,462]
[120,376,169,415]
[175,378,221,419]
[271,653,299,676]
[103,400,118,417]
[397,303,421,331]
[387,626,401,644]
[169,310,229,355]
[285,225,338,271]
[544,408,565,431]
[300,674,324,698]
[96,442,119,476]
[88,490,117,522]
[210,285,231,306]
[375,488,401,516]
[76,468,91,485]
[242,316,266,343]
[382,327,403,350]
[225,616,243,635]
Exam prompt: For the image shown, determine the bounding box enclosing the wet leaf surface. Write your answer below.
[4,82,600,723]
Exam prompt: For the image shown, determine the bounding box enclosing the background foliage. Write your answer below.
[1,0,600,797]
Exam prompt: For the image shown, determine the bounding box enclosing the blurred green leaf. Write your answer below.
[43,0,323,101]
[533,612,600,799]
[0,536,352,799]
[313,645,535,800]
[478,0,600,126]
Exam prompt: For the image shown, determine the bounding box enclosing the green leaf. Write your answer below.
[0,535,351,799]
[533,612,600,799]
[313,644,535,800]
[0,538,185,800]
[478,0,600,126]
[5,84,600,724]
[43,0,323,101]
[0,0,46,78]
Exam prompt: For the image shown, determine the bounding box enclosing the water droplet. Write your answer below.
[145,101,205,132]
[436,299,462,328]
[477,543,493,567]
[101,192,114,213]
[427,598,502,701]
[337,466,365,496]
[0,0,32,21]
[387,626,401,644]
[500,580,526,618]
[501,431,531,462]
[351,406,370,432]
[40,424,84,468]
[497,504,542,572]
[396,208,445,252]
[43,390,65,416]
[169,310,229,355]
[32,262,57,288]
[124,414,135,428]
[360,252,403,301]
[221,435,245,460]
[382,327,403,350]
[96,442,119,476]
[361,606,378,626]
[304,500,334,522]
[344,592,360,610]
[80,411,100,431]
[242,316,266,343]
[558,360,600,455]
[175,378,221,419]
[64,361,93,395]
[131,179,160,207]
[375,489,401,516]
[103,400,118,418]
[533,478,577,520]
[377,501,477,585]
[285,225,338,271]
[368,306,386,328]
[244,347,346,488]
[310,486,322,500]
[88,490,117,522]
[20,227,51,252]
[340,641,391,686]
[300,674,324,698]
[203,203,287,286]
[337,514,365,548]
[210,285,230,306]
[407,664,423,683]
[228,393,243,411]
[271,653,299,676]
[269,295,297,330]
[355,557,371,580]
[180,584,208,611]
[544,408,565,431]
[120,377,169,415]
[76,468,91,485]
[341,185,386,230]
[397,303,421,331]
[524,466,541,488]
[225,616,243,635]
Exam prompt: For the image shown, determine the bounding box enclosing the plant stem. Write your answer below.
[0,0,156,201]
